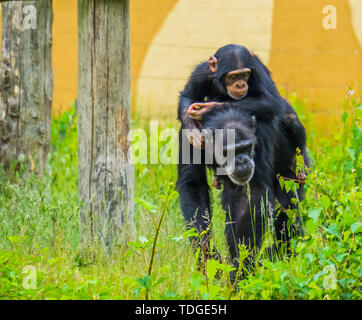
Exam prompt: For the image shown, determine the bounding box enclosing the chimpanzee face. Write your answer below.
[217,123,256,185]
[203,112,256,186]
[208,56,251,100]
[223,68,251,100]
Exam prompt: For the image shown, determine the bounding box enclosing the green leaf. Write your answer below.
[313,270,325,281]
[215,262,236,273]
[342,292,353,300]
[278,177,285,190]
[336,253,348,263]
[133,286,142,298]
[143,275,152,289]
[182,228,199,239]
[347,148,356,161]
[319,195,330,210]
[134,198,157,214]
[306,219,317,234]
[190,273,203,291]
[351,222,362,233]
[201,292,210,300]
[308,207,322,224]
[208,284,220,299]
[305,253,315,264]
[168,190,178,201]
[206,259,221,281]
[200,230,208,237]
[358,266,362,277]
[137,277,145,287]
[343,212,355,226]
[285,181,294,193]
[0,251,12,265]
[136,275,152,290]
[152,276,166,288]
[356,104,362,119]
[171,235,183,242]
[324,224,341,239]
[139,236,148,244]
[128,241,145,249]
[7,235,23,245]
[280,284,288,298]
[280,271,289,281]
[195,247,201,265]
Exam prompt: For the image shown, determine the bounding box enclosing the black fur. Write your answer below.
[178,44,282,122]
[177,106,275,275]
[177,44,309,274]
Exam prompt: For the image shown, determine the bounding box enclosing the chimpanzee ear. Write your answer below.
[208,56,218,73]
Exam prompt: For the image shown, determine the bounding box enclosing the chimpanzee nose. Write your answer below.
[235,154,252,169]
[236,81,246,90]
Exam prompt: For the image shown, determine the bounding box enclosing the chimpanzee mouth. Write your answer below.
[228,169,254,185]
[228,91,248,100]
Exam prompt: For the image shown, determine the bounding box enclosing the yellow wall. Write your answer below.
[135,0,275,119]
[133,0,361,133]
[1,0,362,132]
[53,0,77,115]
[51,0,178,114]
[269,0,362,131]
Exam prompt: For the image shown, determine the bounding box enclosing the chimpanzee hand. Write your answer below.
[212,174,224,190]
[296,170,306,184]
[187,102,223,120]
[182,111,205,149]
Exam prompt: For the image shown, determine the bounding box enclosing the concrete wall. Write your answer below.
[1,0,361,132]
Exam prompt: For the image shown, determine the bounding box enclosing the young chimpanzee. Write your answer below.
[177,44,309,263]
[178,44,308,176]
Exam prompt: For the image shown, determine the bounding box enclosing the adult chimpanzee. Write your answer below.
[177,44,309,264]
[179,105,277,276]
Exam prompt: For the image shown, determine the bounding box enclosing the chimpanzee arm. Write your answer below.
[177,163,211,233]
[187,96,282,123]
[226,95,283,121]
[211,97,308,155]
[177,129,213,253]
[283,102,307,153]
[178,62,212,124]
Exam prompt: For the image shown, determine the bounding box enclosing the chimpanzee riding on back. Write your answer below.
[176,44,310,273]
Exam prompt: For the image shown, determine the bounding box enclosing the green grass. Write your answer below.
[0,94,361,300]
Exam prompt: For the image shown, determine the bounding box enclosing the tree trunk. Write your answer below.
[0,0,53,175]
[77,0,134,249]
